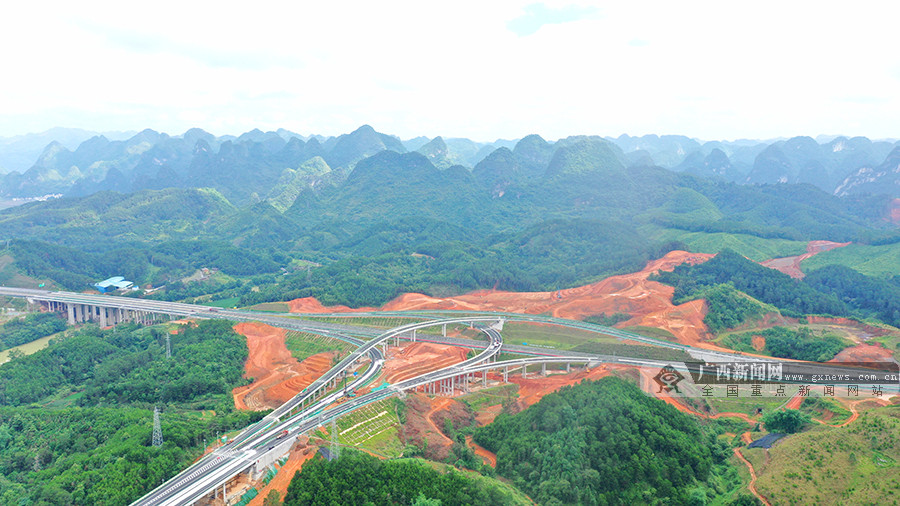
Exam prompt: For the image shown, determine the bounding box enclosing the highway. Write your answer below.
[3,287,897,504]
[131,317,507,505]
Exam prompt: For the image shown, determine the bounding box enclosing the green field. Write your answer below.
[0,333,60,364]
[283,331,355,361]
[246,302,290,312]
[622,325,680,343]
[801,242,900,278]
[333,399,404,457]
[644,228,809,261]
[205,296,241,308]
[500,321,621,349]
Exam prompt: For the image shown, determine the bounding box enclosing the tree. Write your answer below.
[762,409,810,433]
[263,489,282,506]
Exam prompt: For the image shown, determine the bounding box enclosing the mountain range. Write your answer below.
[2,127,899,203]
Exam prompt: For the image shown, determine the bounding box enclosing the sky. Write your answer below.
[1,0,898,142]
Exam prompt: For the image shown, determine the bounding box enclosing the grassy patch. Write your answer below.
[0,332,62,365]
[334,399,404,457]
[755,406,900,505]
[246,302,290,312]
[206,296,240,308]
[800,396,854,425]
[622,325,680,342]
[801,242,900,278]
[645,228,808,261]
[283,331,355,362]
[500,321,620,349]
[458,384,519,412]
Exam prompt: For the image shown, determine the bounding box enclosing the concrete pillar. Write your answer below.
[483,370,487,387]
[412,329,416,342]
[67,304,75,325]
[503,367,508,383]
[542,363,547,376]
[566,363,570,373]
[442,324,446,336]
[99,307,107,327]
[74,304,82,323]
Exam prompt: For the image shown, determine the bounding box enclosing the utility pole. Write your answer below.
[152,407,163,447]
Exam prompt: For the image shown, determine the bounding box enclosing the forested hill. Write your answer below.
[1,125,899,310]
[473,377,736,505]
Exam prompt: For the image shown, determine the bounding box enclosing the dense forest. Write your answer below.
[474,377,738,505]
[0,320,264,505]
[721,326,848,361]
[282,450,530,506]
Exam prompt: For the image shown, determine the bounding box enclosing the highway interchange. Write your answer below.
[0,287,897,505]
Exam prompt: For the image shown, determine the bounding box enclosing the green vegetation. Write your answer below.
[583,312,631,326]
[474,377,738,505]
[801,242,900,278]
[755,406,900,505]
[0,320,265,505]
[656,248,900,336]
[655,249,845,319]
[569,341,695,362]
[762,409,811,434]
[645,229,808,262]
[721,326,848,361]
[695,284,771,332]
[458,384,519,413]
[333,399,403,457]
[0,320,247,407]
[500,321,620,350]
[283,450,531,506]
[804,264,900,327]
[283,331,355,362]
[0,312,66,351]
[800,397,853,425]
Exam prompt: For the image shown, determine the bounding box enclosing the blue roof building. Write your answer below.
[94,276,134,293]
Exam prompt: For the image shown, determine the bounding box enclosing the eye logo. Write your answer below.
[653,365,685,393]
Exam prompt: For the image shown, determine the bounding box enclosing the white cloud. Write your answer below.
[0,0,898,141]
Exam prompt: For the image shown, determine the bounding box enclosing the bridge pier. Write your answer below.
[442,324,446,336]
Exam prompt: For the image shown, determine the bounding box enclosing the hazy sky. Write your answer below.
[1,0,898,141]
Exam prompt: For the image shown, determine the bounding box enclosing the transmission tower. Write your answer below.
[152,407,163,447]
[329,419,339,460]
[165,334,171,359]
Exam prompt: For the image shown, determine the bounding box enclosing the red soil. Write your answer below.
[231,322,334,410]
[751,335,766,351]
[247,442,317,506]
[288,297,376,313]
[506,365,612,410]
[785,394,803,410]
[288,251,723,349]
[475,404,504,426]
[400,394,465,461]
[381,342,469,385]
[890,198,900,224]
[760,240,850,279]
[466,435,497,467]
[828,343,894,363]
